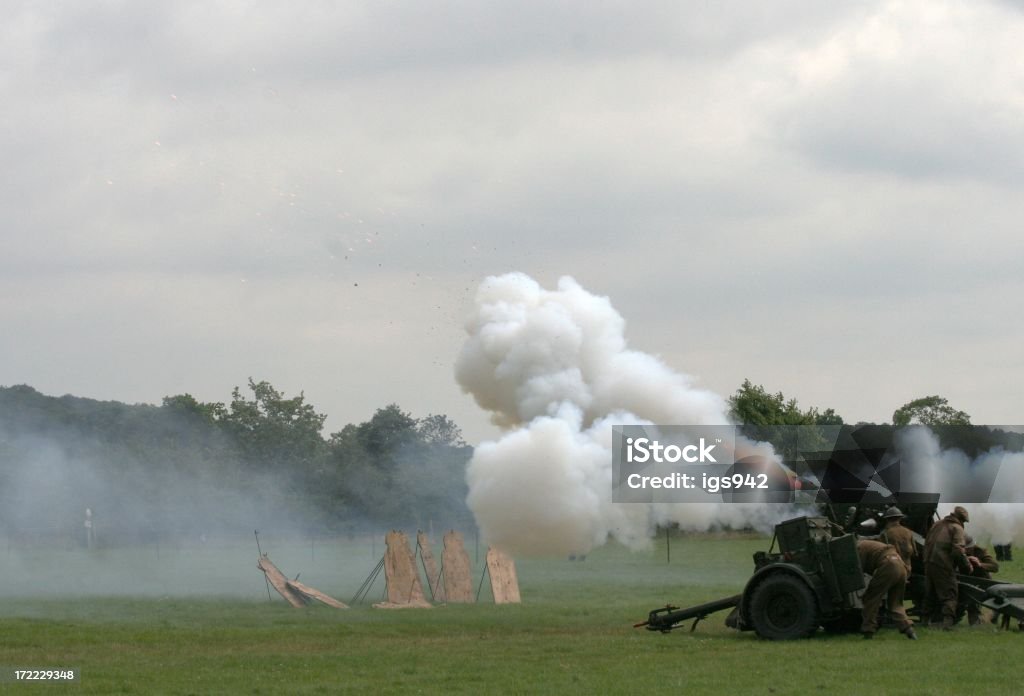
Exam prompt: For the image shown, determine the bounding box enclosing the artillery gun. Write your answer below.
[637,493,1024,638]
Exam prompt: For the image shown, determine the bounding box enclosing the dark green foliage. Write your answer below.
[349,403,418,456]
[161,393,226,422]
[728,379,844,465]
[323,405,473,530]
[219,380,327,467]
[729,379,843,428]
[417,413,466,447]
[892,394,972,427]
[727,383,1022,483]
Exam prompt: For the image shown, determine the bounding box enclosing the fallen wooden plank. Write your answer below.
[372,599,432,609]
[442,530,474,603]
[257,555,308,607]
[286,579,349,609]
[486,547,521,604]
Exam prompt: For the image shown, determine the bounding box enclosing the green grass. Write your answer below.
[1,534,1022,695]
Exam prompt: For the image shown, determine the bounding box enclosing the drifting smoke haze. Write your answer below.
[455,273,802,556]
[2,434,266,543]
[0,385,478,599]
[894,427,1024,545]
[1,400,328,598]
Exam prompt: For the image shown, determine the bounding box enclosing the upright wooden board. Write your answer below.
[257,555,308,607]
[286,580,348,609]
[442,530,474,603]
[417,531,445,602]
[382,530,429,606]
[486,548,521,604]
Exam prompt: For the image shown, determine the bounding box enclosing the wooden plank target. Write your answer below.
[441,530,474,603]
[257,555,308,607]
[286,580,348,609]
[417,531,445,603]
[381,530,429,607]
[486,548,521,604]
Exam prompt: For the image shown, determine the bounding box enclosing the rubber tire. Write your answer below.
[749,574,820,640]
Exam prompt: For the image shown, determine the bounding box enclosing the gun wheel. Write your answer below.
[749,574,819,640]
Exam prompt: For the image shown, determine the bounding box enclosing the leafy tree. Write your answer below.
[218,379,328,470]
[811,408,844,426]
[353,403,418,457]
[417,413,466,447]
[161,393,226,422]
[323,404,472,527]
[729,380,844,427]
[728,379,844,466]
[729,380,809,427]
[1,383,474,538]
[323,404,420,522]
[892,395,971,427]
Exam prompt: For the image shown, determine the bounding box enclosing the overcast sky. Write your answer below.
[2,0,1023,443]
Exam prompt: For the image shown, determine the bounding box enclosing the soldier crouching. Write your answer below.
[857,539,918,640]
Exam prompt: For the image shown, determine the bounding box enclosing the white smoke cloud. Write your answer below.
[894,426,1024,546]
[456,273,798,556]
[454,273,731,430]
[975,449,1024,546]
[894,426,976,496]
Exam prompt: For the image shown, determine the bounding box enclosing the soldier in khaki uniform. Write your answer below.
[960,535,999,625]
[879,506,915,573]
[857,539,918,640]
[923,506,971,629]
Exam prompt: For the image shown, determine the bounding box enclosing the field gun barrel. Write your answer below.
[635,594,742,633]
[958,576,1024,630]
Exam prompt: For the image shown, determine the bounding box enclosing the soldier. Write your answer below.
[923,506,971,629]
[857,539,918,640]
[960,535,999,625]
[879,506,915,573]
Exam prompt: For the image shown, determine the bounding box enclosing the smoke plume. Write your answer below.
[455,273,796,556]
[894,426,1024,545]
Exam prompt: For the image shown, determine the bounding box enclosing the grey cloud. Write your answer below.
[780,75,1024,184]
[3,0,1024,448]
[18,1,860,90]
[768,1,1024,183]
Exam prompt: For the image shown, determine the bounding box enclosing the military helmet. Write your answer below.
[965,535,975,546]
[882,506,905,519]
[953,506,970,523]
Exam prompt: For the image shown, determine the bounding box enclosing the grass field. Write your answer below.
[1,532,1022,695]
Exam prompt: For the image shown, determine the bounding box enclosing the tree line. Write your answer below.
[728,379,1023,467]
[0,382,473,543]
[1,378,1018,544]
